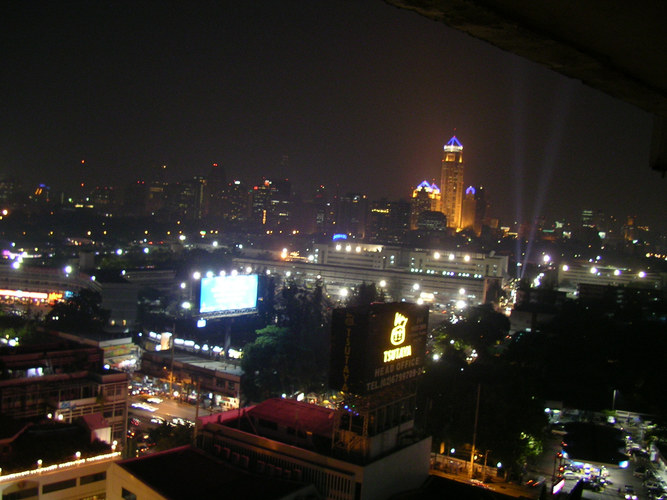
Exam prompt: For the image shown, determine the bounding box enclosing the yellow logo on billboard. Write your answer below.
[390,312,408,345]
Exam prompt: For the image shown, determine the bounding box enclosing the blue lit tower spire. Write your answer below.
[440,136,465,229]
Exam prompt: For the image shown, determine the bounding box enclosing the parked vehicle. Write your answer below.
[624,485,638,500]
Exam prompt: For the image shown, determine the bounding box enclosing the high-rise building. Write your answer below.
[220,180,250,225]
[581,209,594,228]
[251,178,293,232]
[205,163,227,218]
[0,178,22,207]
[460,186,477,231]
[367,199,410,243]
[439,136,465,230]
[410,180,441,230]
[335,192,368,238]
[474,185,489,234]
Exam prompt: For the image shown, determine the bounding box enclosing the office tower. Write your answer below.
[0,178,21,207]
[367,199,411,243]
[313,185,332,234]
[90,186,117,215]
[251,178,292,232]
[220,180,250,224]
[251,179,274,228]
[439,136,465,230]
[474,185,489,235]
[205,163,227,218]
[335,193,368,238]
[581,209,594,228]
[460,186,477,231]
[145,181,166,215]
[410,180,441,230]
[122,180,148,217]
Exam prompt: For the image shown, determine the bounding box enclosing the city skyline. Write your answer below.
[2,1,664,232]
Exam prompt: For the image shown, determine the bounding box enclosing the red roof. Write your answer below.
[248,398,335,437]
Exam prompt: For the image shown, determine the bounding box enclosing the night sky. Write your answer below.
[2,1,664,232]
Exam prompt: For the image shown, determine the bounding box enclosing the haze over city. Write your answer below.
[2,0,663,232]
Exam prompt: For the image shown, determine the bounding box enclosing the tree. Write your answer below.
[45,289,110,333]
[418,357,547,477]
[241,281,331,403]
[241,325,305,402]
[346,282,384,307]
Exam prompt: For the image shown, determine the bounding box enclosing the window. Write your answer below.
[2,488,39,500]
[43,478,76,493]
[258,418,277,430]
[80,471,106,484]
[121,488,137,500]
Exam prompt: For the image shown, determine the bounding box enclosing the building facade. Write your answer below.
[439,136,465,230]
[233,242,508,307]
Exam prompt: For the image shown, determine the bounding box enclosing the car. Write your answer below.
[582,480,602,492]
[634,466,647,478]
[624,485,638,500]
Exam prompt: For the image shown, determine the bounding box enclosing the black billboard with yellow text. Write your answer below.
[329,302,428,395]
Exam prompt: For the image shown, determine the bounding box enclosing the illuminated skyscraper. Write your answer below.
[410,180,441,229]
[439,136,465,229]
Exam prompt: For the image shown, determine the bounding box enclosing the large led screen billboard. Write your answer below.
[199,274,258,316]
[329,302,428,395]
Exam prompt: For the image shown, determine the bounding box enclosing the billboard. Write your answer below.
[329,302,428,395]
[199,274,258,317]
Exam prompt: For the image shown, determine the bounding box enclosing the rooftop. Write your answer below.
[117,445,315,500]
[0,421,112,475]
[247,398,336,437]
[147,349,243,377]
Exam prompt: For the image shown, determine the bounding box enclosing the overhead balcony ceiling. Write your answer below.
[385,0,667,174]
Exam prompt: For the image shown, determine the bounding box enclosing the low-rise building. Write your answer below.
[196,398,431,500]
[0,332,129,441]
[107,445,321,500]
[0,418,120,500]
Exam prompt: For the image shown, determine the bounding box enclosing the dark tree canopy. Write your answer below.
[241,281,331,403]
[45,289,110,333]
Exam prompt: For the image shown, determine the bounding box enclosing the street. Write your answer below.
[128,394,205,427]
